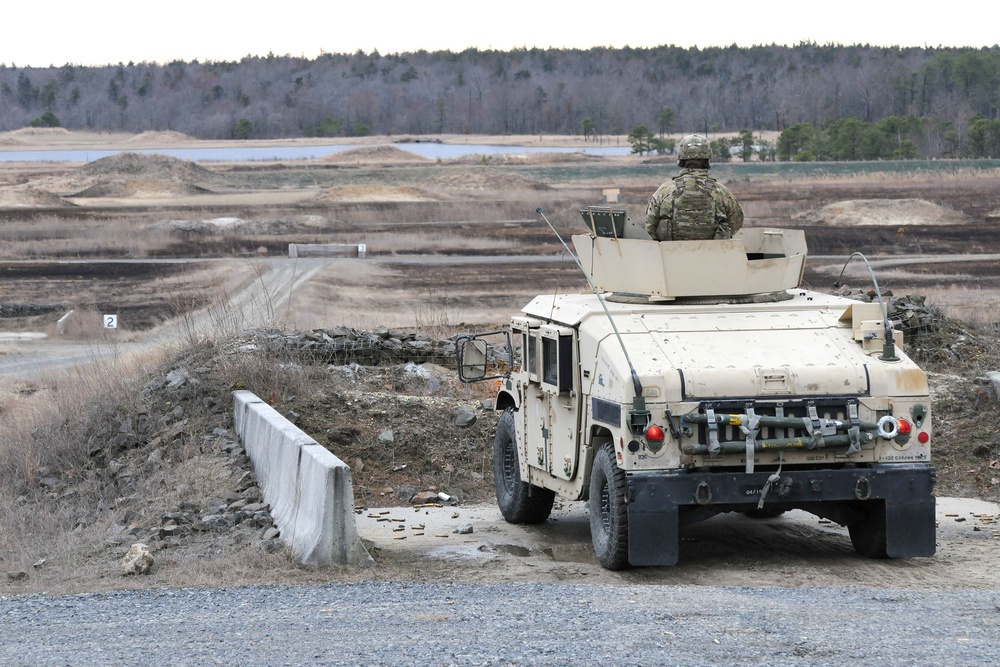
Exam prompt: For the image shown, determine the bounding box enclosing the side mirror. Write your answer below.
[455,331,512,383]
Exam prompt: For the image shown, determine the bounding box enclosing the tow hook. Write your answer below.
[694,481,712,505]
[855,476,872,500]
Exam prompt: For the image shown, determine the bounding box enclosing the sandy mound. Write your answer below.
[0,185,73,207]
[81,152,215,179]
[312,184,439,202]
[72,179,212,198]
[427,170,552,191]
[0,134,23,146]
[323,145,428,163]
[795,199,970,226]
[447,151,600,165]
[127,130,196,144]
[70,153,224,198]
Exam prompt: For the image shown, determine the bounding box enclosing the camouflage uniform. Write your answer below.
[645,134,744,241]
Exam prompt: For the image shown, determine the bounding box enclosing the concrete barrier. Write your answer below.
[288,243,366,258]
[232,390,371,566]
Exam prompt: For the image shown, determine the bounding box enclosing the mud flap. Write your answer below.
[886,498,936,558]
[626,480,679,566]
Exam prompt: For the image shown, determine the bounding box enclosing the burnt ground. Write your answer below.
[0,261,213,332]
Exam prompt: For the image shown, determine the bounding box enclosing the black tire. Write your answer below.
[848,503,889,558]
[493,409,554,524]
[589,443,629,570]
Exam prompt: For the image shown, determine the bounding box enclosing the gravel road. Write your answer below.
[2,582,998,666]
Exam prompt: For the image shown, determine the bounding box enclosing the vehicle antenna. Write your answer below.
[535,207,644,398]
[833,251,899,362]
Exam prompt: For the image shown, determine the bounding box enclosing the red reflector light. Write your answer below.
[918,431,929,444]
[897,419,912,435]
[645,425,666,442]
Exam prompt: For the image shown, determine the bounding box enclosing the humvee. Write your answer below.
[458,208,935,569]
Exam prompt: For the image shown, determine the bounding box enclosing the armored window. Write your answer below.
[526,334,537,378]
[541,332,573,393]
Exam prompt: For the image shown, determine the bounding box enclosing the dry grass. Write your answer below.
[918,286,1000,327]
[0,347,164,571]
[0,300,343,593]
[0,216,175,258]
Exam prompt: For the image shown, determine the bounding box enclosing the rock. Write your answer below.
[161,511,194,524]
[205,497,228,512]
[165,368,191,388]
[455,407,477,428]
[199,514,234,532]
[403,362,431,379]
[262,527,281,540]
[976,372,1000,401]
[121,543,154,575]
[454,524,474,535]
[158,525,190,539]
[378,429,395,444]
[411,491,440,505]
[220,441,241,454]
[6,571,28,582]
[242,502,270,513]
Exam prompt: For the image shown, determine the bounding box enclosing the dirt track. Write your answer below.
[358,497,1000,588]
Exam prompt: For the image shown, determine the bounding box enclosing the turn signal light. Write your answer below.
[645,425,666,443]
[897,419,912,435]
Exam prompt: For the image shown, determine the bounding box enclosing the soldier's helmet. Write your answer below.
[677,133,712,165]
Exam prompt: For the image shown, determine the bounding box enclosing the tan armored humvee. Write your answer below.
[459,208,935,569]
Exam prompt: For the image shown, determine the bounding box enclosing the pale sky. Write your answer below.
[3,0,996,67]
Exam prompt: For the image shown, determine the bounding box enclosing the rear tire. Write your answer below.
[493,409,554,524]
[589,443,629,570]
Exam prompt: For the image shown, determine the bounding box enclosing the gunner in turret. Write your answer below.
[645,133,744,241]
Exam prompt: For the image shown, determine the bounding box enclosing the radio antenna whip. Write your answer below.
[536,207,644,398]
[834,251,899,362]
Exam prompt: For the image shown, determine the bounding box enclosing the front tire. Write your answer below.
[589,443,629,570]
[493,409,554,524]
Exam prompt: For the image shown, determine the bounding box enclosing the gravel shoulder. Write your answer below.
[1,581,998,666]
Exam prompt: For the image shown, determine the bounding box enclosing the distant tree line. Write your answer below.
[1,44,999,159]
